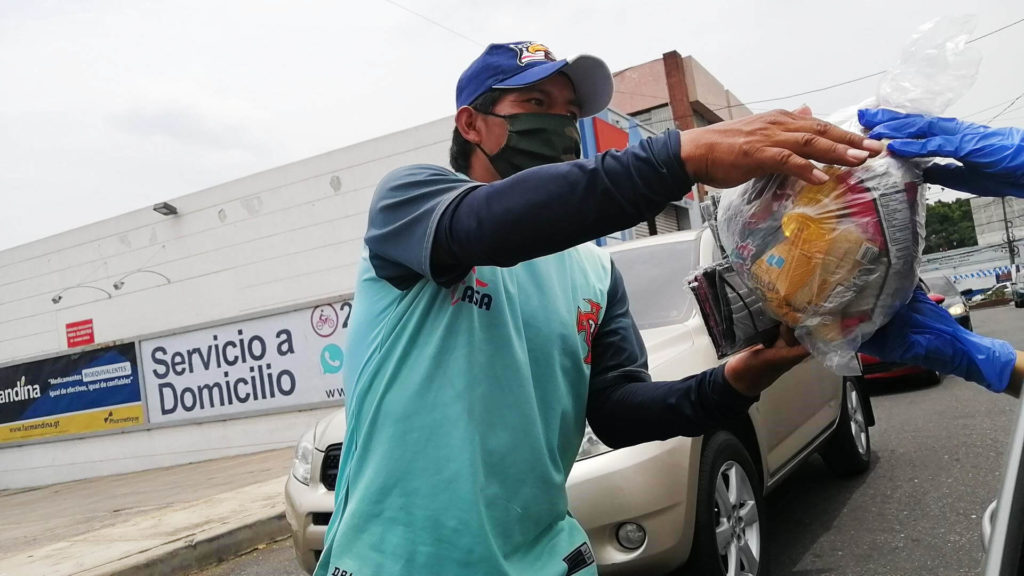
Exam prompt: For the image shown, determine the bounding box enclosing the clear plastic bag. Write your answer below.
[716,16,980,374]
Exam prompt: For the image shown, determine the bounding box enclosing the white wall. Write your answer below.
[0,116,453,367]
[972,196,1024,247]
[0,116,453,487]
[0,407,337,489]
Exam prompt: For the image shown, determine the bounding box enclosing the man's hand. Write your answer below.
[724,325,810,397]
[858,108,1024,199]
[680,108,884,189]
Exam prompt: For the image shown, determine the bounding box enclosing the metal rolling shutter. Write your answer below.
[631,205,680,238]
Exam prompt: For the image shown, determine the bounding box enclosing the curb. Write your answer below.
[84,511,290,576]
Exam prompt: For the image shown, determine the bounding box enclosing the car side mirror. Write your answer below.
[928,293,946,305]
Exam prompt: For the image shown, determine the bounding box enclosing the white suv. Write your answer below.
[285,228,875,575]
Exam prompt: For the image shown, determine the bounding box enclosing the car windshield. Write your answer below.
[922,275,961,300]
[610,239,698,330]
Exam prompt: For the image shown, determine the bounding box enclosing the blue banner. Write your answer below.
[1,343,143,442]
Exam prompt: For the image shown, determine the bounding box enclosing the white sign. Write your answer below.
[141,301,352,424]
[82,362,132,382]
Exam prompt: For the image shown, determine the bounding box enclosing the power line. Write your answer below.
[924,243,1011,261]
[382,6,1024,126]
[988,90,1024,124]
[711,71,885,112]
[379,0,484,48]
[970,15,1024,43]
[961,97,1024,119]
[973,215,1024,228]
[971,209,1024,227]
[379,8,1023,121]
[709,15,1024,113]
[612,88,785,115]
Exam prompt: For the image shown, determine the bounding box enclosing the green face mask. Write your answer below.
[477,112,582,178]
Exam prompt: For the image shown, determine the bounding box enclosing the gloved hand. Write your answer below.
[860,287,1016,392]
[858,108,1024,198]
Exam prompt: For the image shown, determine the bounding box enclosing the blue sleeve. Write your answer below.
[364,164,481,289]
[432,130,692,285]
[586,263,757,449]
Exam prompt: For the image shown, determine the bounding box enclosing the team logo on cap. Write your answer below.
[510,42,556,66]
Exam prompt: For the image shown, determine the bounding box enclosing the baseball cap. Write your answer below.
[456,41,613,118]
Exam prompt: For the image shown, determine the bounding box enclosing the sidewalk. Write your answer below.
[0,448,294,576]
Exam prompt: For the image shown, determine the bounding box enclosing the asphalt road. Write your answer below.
[189,305,1024,576]
[766,304,1022,575]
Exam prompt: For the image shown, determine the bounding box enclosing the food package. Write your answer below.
[716,16,980,374]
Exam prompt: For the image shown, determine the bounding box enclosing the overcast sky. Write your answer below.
[2,0,1022,251]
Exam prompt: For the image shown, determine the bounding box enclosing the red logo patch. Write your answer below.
[576,299,602,365]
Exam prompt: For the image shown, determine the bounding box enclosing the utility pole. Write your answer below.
[1002,197,1016,279]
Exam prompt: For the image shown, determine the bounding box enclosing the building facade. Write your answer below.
[918,196,1024,292]
[0,117,452,488]
[0,53,751,487]
[971,196,1024,247]
[610,51,753,238]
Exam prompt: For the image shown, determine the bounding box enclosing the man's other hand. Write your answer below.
[724,325,810,397]
[679,108,885,189]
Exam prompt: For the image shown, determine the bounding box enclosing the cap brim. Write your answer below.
[493,54,613,118]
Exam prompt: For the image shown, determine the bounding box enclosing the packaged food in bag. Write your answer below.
[716,16,981,374]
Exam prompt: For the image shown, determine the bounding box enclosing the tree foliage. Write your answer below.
[924,199,978,255]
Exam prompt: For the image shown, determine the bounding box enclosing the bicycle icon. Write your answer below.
[311,305,339,337]
[316,310,336,332]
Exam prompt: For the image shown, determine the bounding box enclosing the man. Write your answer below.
[314,42,883,576]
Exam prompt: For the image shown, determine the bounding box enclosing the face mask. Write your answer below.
[476,112,582,178]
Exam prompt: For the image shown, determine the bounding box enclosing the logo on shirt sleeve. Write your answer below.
[576,298,602,365]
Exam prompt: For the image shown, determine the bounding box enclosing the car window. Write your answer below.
[610,240,698,330]
[922,275,961,300]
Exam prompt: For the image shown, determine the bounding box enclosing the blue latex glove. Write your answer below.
[860,288,1016,392]
[858,108,1024,198]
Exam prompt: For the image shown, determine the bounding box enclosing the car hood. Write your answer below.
[638,322,695,370]
[313,408,348,451]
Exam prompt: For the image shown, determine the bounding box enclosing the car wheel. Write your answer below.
[821,378,871,476]
[684,431,767,576]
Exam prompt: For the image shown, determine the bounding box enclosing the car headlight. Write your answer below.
[577,422,613,461]
[291,430,315,486]
[947,303,966,316]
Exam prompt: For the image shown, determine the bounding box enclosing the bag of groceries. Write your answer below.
[715,16,981,374]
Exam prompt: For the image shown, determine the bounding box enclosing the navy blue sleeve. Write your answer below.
[364,164,481,289]
[586,263,758,449]
[432,130,692,286]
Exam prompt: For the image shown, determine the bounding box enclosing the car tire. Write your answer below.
[920,370,941,386]
[683,431,768,576]
[821,378,871,477]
